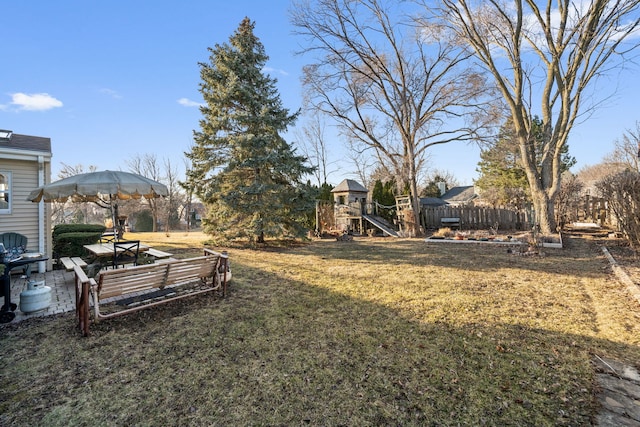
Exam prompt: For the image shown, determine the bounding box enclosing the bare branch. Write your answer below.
[292,0,500,235]
[438,0,640,233]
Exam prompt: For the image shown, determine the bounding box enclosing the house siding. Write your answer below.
[0,155,52,270]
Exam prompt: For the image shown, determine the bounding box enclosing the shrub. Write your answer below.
[53,224,106,239]
[133,210,154,232]
[53,232,104,259]
[597,169,640,247]
[433,227,454,238]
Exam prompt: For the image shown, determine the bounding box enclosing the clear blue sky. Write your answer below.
[2,1,639,187]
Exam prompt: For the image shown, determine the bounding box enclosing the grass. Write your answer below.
[1,233,639,426]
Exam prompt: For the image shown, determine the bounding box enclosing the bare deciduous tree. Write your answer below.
[181,157,196,232]
[54,163,99,224]
[577,162,627,196]
[163,157,187,231]
[126,154,164,232]
[344,134,378,190]
[125,155,189,232]
[422,169,460,192]
[295,114,336,186]
[597,169,640,246]
[437,0,640,233]
[604,121,640,171]
[292,0,499,236]
[555,172,583,228]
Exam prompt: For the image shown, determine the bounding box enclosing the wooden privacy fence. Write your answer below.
[421,206,532,231]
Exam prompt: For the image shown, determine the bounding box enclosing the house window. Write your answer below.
[0,172,11,214]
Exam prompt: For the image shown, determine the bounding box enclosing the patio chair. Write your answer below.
[100,232,116,243]
[0,232,31,276]
[112,240,140,269]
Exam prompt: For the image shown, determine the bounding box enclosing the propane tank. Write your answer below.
[19,280,52,313]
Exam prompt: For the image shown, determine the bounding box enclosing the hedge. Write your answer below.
[52,224,106,259]
[52,223,106,239]
[53,232,104,259]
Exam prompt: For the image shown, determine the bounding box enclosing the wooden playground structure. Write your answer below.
[315,179,608,237]
[315,179,400,238]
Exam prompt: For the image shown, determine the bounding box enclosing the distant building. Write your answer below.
[440,186,478,207]
[420,185,479,208]
[419,197,447,208]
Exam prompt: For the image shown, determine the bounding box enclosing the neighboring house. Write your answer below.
[0,130,53,272]
[440,186,478,207]
[420,196,447,208]
[176,201,204,229]
[420,185,479,208]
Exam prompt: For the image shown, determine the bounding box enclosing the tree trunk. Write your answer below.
[530,187,556,234]
[149,199,159,232]
[409,188,423,238]
[407,144,424,238]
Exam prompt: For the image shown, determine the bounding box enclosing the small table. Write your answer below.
[83,243,150,269]
[83,243,150,258]
[1,255,49,323]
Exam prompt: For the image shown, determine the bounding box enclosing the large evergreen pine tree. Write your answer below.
[474,117,530,208]
[185,17,314,243]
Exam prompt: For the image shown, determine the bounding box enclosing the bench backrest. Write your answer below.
[441,217,460,223]
[164,255,218,287]
[97,262,169,299]
[96,254,221,300]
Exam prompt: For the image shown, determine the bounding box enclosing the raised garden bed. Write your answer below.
[426,229,563,249]
[539,234,563,248]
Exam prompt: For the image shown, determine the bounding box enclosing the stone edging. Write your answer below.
[593,356,640,426]
[424,238,522,245]
[601,246,640,306]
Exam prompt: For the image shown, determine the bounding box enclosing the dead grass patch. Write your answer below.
[0,233,638,425]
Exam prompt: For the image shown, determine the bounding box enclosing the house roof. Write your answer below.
[331,179,368,193]
[420,197,447,207]
[441,186,477,204]
[0,132,51,153]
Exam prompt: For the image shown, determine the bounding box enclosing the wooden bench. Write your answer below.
[74,248,229,336]
[145,248,173,259]
[440,217,461,229]
[60,256,88,272]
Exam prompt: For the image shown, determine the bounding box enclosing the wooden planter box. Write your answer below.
[540,233,563,249]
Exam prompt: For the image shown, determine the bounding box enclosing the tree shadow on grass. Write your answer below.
[0,255,637,426]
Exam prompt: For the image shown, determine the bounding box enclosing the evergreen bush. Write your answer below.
[53,224,106,238]
[53,232,104,259]
[52,224,106,259]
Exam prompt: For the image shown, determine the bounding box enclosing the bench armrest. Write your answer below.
[74,265,96,336]
[204,248,229,296]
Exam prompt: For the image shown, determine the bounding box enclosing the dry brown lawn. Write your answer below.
[1,231,639,426]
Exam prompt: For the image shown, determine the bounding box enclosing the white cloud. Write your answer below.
[99,88,122,99]
[177,98,203,107]
[263,66,289,76]
[522,1,640,46]
[10,92,63,111]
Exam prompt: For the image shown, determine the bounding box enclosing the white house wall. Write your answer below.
[0,158,52,270]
